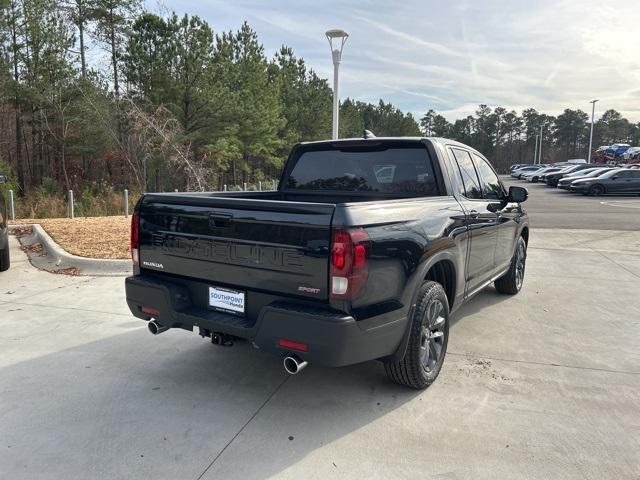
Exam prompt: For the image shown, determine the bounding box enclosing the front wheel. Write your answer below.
[495,236,527,295]
[588,184,605,196]
[384,281,449,389]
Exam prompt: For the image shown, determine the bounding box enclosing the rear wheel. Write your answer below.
[495,236,527,295]
[384,281,449,389]
[588,184,605,196]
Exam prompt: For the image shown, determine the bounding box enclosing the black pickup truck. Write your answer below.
[125,137,529,389]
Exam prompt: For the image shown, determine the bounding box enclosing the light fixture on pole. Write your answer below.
[326,29,349,140]
[588,99,598,164]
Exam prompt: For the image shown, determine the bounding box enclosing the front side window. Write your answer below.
[472,154,504,200]
[451,148,482,199]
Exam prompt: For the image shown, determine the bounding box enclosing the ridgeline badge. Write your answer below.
[142,261,164,269]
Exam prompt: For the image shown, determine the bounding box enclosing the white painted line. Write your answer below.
[600,201,640,209]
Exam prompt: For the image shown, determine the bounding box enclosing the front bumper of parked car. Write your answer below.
[569,182,592,192]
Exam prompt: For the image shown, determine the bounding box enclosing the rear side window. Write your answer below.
[285,146,439,195]
[450,148,482,199]
[472,154,504,200]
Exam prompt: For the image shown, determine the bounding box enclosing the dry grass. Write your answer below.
[10,216,130,259]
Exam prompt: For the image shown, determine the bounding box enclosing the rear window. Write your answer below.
[285,146,439,194]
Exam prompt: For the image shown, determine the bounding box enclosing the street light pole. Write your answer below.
[588,99,598,164]
[533,135,539,164]
[538,125,544,164]
[326,29,349,140]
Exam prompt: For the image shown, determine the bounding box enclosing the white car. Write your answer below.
[522,167,558,182]
[512,165,545,179]
[622,147,640,160]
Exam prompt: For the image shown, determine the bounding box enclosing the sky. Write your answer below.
[148,0,640,123]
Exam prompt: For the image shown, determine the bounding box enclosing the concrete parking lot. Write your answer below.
[1,187,639,479]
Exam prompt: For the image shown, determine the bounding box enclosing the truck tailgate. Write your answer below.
[138,194,335,300]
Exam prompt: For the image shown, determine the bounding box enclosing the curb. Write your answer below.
[10,224,132,277]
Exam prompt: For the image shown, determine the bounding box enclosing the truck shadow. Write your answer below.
[0,284,518,479]
[0,326,423,480]
[450,285,512,326]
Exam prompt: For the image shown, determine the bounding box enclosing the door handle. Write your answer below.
[468,210,479,219]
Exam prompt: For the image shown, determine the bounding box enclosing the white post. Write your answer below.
[273,179,277,190]
[588,99,598,164]
[332,57,340,139]
[533,135,538,164]
[258,181,262,191]
[124,189,129,217]
[68,190,74,219]
[8,190,15,220]
[538,125,544,164]
[243,182,247,191]
[223,184,227,192]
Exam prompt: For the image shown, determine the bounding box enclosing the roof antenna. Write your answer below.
[363,129,376,139]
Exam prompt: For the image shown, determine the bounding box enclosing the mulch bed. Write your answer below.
[10,216,130,259]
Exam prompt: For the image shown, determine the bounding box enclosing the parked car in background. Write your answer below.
[511,165,542,179]
[569,168,640,196]
[622,147,640,161]
[0,174,9,272]
[544,164,598,187]
[510,163,535,172]
[605,144,631,159]
[523,166,563,183]
[566,159,587,164]
[557,168,612,189]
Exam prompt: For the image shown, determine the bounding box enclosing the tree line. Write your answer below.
[0,0,421,197]
[1,0,639,203]
[421,106,640,172]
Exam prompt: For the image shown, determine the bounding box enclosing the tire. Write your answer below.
[495,236,527,295]
[0,241,9,272]
[384,281,449,389]
[588,184,605,196]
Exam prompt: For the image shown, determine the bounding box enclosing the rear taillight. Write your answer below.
[330,228,370,300]
[130,212,139,266]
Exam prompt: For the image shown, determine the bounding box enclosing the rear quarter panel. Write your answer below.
[332,196,468,315]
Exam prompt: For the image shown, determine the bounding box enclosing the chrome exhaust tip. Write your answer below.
[148,319,169,335]
[283,355,308,375]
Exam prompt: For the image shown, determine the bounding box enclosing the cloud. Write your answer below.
[154,0,640,122]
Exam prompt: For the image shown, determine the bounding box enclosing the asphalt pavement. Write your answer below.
[1,188,639,480]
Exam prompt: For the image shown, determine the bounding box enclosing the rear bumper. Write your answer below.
[125,275,409,367]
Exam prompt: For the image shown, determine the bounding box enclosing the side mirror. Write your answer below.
[507,185,528,203]
[0,175,6,184]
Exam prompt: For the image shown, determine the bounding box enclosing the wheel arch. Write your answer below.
[384,252,458,364]
[424,259,456,311]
